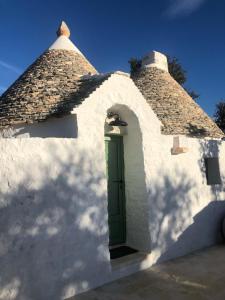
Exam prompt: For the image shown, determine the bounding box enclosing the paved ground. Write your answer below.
[73,245,225,300]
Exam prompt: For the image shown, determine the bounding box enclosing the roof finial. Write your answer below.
[57,21,70,38]
[142,51,168,72]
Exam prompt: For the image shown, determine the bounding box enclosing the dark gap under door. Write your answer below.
[110,246,138,260]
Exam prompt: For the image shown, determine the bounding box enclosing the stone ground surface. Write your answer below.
[73,245,225,300]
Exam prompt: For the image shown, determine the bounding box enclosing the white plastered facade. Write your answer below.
[0,73,225,300]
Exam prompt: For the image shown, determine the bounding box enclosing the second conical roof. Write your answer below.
[132,64,224,138]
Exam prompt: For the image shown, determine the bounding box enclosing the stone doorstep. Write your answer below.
[110,251,148,271]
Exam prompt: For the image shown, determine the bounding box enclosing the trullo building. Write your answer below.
[0,21,225,300]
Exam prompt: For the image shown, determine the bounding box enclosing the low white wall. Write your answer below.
[0,73,225,299]
[147,136,225,264]
[0,139,111,300]
[0,115,78,138]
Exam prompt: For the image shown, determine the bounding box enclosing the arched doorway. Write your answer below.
[104,104,151,257]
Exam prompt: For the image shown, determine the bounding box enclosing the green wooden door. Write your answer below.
[105,135,126,246]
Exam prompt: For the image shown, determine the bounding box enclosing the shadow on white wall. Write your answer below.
[0,136,225,299]
[0,141,109,300]
[11,115,78,138]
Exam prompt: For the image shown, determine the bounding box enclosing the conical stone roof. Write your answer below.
[0,21,98,127]
[132,54,224,138]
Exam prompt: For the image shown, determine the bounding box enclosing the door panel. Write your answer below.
[105,135,126,246]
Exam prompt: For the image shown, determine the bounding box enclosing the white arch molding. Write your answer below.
[105,104,151,252]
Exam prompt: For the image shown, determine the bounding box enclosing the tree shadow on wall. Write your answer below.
[1,138,225,300]
[0,141,111,300]
[149,169,195,263]
[157,199,225,263]
[153,138,225,264]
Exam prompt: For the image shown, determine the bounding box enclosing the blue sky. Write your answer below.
[0,0,225,116]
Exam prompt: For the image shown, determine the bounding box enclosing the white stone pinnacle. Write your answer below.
[48,21,84,56]
[142,51,168,72]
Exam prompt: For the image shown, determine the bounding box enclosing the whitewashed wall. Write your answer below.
[0,72,225,300]
[147,135,225,265]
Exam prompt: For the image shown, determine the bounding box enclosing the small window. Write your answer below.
[204,157,221,185]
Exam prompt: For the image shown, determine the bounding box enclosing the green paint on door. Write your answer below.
[105,135,126,246]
